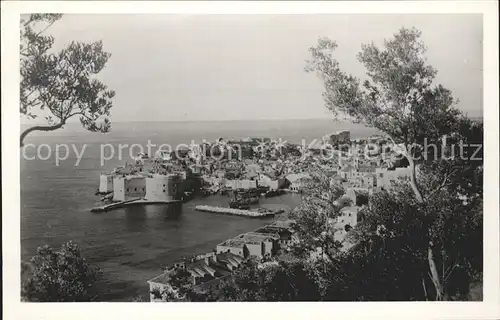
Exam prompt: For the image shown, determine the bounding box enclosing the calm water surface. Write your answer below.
[20,119,376,301]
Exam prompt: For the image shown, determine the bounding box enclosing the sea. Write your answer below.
[20,119,378,301]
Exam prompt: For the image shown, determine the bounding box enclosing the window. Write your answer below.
[134,188,137,191]
[126,188,129,192]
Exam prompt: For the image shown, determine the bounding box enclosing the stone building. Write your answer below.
[98,174,113,193]
[112,175,146,201]
[145,173,184,202]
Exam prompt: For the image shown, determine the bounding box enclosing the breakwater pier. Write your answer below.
[90,198,183,213]
[195,205,283,218]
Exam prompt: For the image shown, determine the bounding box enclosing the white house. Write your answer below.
[334,206,364,230]
[225,179,257,190]
[375,167,412,190]
[258,173,287,190]
[285,172,311,192]
[147,271,176,302]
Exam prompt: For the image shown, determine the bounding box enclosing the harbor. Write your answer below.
[194,205,284,218]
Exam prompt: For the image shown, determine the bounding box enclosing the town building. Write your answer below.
[136,159,155,175]
[145,173,184,202]
[339,163,355,180]
[348,174,376,189]
[216,238,247,257]
[202,175,224,188]
[98,174,113,193]
[147,271,175,302]
[285,172,311,192]
[112,175,146,201]
[215,169,226,178]
[257,173,288,190]
[375,166,412,190]
[216,232,276,259]
[337,130,351,143]
[236,232,278,256]
[333,206,364,230]
[254,225,295,248]
[345,188,369,206]
[323,130,351,145]
[147,251,244,301]
[225,179,257,190]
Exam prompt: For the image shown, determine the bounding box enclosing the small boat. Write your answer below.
[264,189,286,198]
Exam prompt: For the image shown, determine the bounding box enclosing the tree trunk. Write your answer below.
[406,155,424,203]
[428,244,444,300]
[421,276,428,301]
[20,122,65,147]
[405,152,445,301]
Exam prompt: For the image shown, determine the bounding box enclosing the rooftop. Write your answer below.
[271,219,296,229]
[148,270,173,285]
[218,238,246,248]
[244,231,279,240]
[216,252,244,268]
[235,232,273,244]
[286,172,311,183]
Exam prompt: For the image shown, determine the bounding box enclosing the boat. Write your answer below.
[264,189,286,198]
[228,195,259,209]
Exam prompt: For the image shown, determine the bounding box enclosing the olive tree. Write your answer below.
[21,241,102,302]
[20,14,115,146]
[306,27,482,300]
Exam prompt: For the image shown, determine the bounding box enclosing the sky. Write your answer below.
[24,14,483,123]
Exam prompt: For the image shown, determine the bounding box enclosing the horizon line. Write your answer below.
[21,117,341,126]
[20,114,484,126]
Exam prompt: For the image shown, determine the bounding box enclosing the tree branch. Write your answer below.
[427,168,457,199]
[20,122,65,147]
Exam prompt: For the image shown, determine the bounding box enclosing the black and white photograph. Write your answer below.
[2,1,499,319]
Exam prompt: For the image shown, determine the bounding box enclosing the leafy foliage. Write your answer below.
[20,14,115,146]
[351,178,482,301]
[306,27,462,152]
[289,169,345,262]
[306,27,483,301]
[21,241,102,302]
